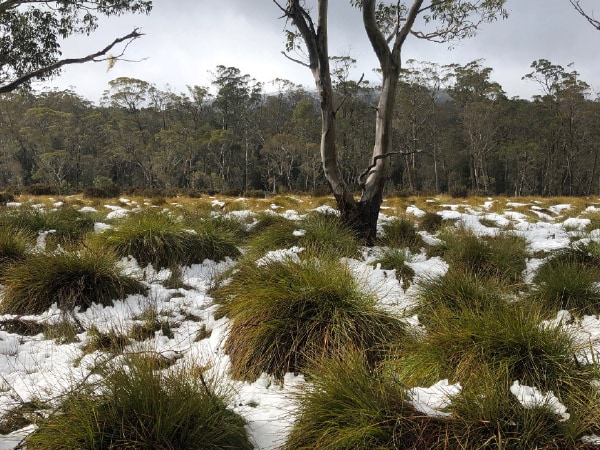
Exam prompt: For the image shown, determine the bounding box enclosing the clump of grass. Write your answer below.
[547,240,600,270]
[246,211,359,259]
[394,300,584,392]
[43,316,82,344]
[0,206,94,248]
[419,211,443,233]
[372,248,415,290]
[101,209,239,269]
[245,213,298,256]
[0,247,146,315]
[0,399,47,435]
[299,212,359,258]
[449,365,600,449]
[44,206,96,244]
[379,216,424,251]
[436,227,528,284]
[415,270,504,326]
[214,256,407,381]
[284,351,450,450]
[26,355,252,449]
[82,326,130,354]
[0,318,44,336]
[0,227,31,269]
[129,308,175,342]
[532,259,600,315]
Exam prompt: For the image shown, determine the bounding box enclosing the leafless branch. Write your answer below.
[570,0,600,30]
[334,73,365,114]
[358,149,423,187]
[281,51,311,68]
[0,28,143,94]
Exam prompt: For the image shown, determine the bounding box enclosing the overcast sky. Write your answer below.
[34,0,600,103]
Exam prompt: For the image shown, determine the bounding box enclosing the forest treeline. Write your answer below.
[1,59,599,198]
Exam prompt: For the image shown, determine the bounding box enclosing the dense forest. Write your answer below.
[1,59,599,198]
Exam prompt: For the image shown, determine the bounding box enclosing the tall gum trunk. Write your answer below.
[356,72,399,244]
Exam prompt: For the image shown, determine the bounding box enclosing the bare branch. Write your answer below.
[358,149,423,187]
[0,28,143,94]
[570,0,600,30]
[334,73,365,115]
[281,51,311,68]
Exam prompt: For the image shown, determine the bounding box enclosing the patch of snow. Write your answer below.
[510,381,569,421]
[561,217,591,230]
[406,205,426,217]
[79,206,98,213]
[106,209,129,220]
[408,379,462,418]
[548,204,571,215]
[256,247,304,266]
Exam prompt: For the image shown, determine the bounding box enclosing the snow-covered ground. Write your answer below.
[1,196,600,448]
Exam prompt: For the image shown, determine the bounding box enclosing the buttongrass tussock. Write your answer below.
[214,256,407,382]
[0,246,146,315]
[100,209,240,269]
[26,355,253,449]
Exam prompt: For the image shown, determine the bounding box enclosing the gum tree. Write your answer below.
[0,0,152,93]
[274,0,506,243]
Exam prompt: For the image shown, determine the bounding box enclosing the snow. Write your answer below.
[510,381,570,421]
[3,197,600,448]
[408,379,462,418]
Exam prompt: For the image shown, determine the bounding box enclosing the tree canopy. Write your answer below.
[0,0,152,93]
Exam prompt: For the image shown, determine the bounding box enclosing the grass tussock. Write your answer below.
[532,258,600,315]
[0,247,146,315]
[246,211,359,259]
[379,216,424,251]
[435,227,528,285]
[0,206,95,247]
[214,256,406,381]
[26,355,252,449]
[284,351,451,450]
[372,247,415,290]
[0,227,31,270]
[100,209,240,269]
[395,300,584,392]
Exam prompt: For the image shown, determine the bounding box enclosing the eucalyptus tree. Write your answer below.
[275,0,507,243]
[447,60,505,193]
[524,60,592,195]
[212,66,263,192]
[394,60,449,193]
[0,0,152,93]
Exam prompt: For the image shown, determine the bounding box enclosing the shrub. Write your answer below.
[372,247,415,290]
[21,183,61,196]
[379,216,424,251]
[26,355,252,449]
[0,247,146,315]
[0,191,15,205]
[101,209,239,269]
[214,256,407,381]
